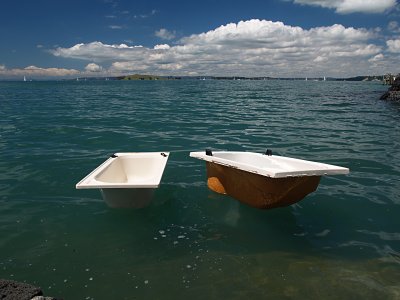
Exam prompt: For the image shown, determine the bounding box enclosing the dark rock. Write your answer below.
[0,279,42,300]
[380,91,390,100]
[381,75,400,101]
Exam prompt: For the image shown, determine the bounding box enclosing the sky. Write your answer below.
[0,0,399,79]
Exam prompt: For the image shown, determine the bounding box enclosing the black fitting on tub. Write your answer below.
[265,149,272,156]
[206,149,213,156]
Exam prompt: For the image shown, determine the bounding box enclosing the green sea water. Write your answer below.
[0,80,399,299]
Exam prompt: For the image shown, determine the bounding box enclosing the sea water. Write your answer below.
[0,80,399,299]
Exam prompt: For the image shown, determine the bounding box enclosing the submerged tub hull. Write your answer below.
[206,162,321,209]
[101,188,155,208]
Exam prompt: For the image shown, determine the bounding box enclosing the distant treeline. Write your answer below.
[117,74,172,80]
[73,74,386,82]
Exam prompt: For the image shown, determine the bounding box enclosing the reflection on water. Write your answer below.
[0,80,399,299]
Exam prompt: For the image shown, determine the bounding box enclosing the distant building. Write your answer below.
[383,74,396,85]
[380,74,400,101]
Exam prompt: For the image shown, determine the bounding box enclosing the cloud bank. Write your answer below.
[0,65,80,78]
[49,19,390,77]
[291,0,397,14]
[2,19,397,78]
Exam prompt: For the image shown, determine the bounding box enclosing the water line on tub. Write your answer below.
[168,148,228,154]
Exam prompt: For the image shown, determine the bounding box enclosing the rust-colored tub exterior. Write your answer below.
[206,162,321,209]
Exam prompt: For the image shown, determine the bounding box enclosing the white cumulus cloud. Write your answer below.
[369,53,384,62]
[155,28,176,40]
[85,63,103,72]
[154,44,171,50]
[388,21,400,33]
[51,42,146,62]
[387,39,400,52]
[291,0,397,14]
[49,19,390,77]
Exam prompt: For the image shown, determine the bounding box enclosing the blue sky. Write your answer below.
[0,0,399,78]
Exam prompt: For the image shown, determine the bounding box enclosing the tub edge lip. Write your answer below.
[76,152,169,189]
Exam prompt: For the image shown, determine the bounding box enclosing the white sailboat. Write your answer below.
[23,76,26,82]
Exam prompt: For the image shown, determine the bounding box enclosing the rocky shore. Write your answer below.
[0,279,59,300]
[380,75,400,101]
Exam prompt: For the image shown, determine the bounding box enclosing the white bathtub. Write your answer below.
[76,152,169,208]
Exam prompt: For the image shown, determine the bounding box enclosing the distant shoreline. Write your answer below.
[0,74,387,82]
[73,74,385,82]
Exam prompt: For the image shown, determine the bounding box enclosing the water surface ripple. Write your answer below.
[0,80,399,299]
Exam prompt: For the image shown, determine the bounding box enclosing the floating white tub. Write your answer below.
[190,150,349,209]
[76,152,169,208]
